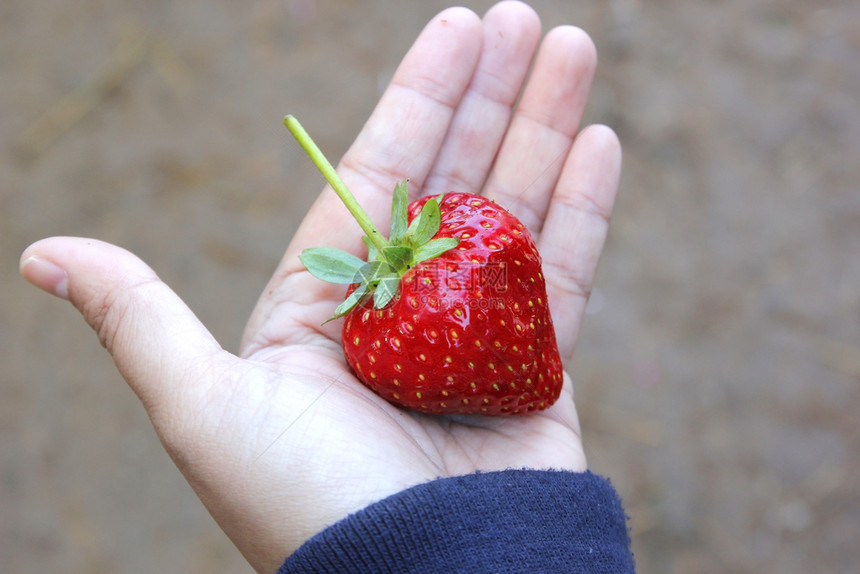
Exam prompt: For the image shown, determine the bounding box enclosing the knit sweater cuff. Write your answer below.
[279,469,634,574]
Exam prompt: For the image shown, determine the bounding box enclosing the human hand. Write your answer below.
[20,2,621,572]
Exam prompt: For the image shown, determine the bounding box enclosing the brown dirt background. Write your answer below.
[2,0,858,572]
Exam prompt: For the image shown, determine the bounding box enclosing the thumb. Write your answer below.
[20,237,227,416]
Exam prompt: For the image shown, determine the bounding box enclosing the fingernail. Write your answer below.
[20,256,69,300]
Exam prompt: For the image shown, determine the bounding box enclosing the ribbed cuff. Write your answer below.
[279,469,634,574]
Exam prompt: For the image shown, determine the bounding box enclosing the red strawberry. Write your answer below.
[287,115,563,415]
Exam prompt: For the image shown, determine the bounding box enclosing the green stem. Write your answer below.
[284,115,389,253]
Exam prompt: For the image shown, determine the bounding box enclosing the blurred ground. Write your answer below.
[2,0,858,572]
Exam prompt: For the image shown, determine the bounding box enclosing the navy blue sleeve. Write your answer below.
[278,469,635,573]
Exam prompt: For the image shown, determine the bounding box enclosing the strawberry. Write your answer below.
[286,115,563,415]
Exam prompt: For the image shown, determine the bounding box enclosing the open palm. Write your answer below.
[21,3,621,572]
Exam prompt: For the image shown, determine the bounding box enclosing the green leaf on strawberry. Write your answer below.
[298,247,366,284]
[388,180,409,244]
[413,237,460,262]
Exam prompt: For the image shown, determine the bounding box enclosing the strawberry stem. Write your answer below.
[284,115,389,254]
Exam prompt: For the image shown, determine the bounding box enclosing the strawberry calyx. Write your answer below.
[285,115,459,321]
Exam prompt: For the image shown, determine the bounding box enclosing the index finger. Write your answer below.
[285,7,483,265]
[242,8,483,350]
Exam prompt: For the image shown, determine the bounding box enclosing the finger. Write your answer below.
[243,8,483,350]
[286,7,483,263]
[538,125,622,359]
[422,0,541,197]
[19,237,228,418]
[484,26,597,232]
